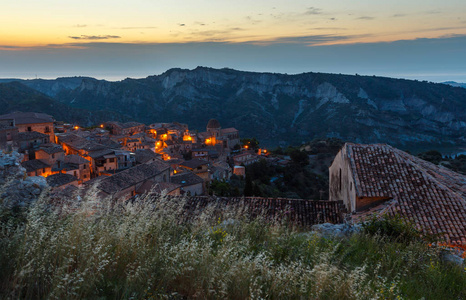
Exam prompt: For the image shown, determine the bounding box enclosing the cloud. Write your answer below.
[357,16,375,20]
[119,26,157,30]
[309,27,347,31]
[329,18,337,21]
[392,14,406,18]
[68,35,121,40]
[73,24,87,28]
[305,7,322,15]
[248,34,372,46]
[178,23,186,27]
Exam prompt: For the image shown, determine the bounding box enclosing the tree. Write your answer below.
[290,149,309,166]
[244,175,253,196]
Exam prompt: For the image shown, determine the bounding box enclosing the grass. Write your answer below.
[1,190,465,299]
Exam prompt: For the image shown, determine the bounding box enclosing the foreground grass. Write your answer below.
[1,194,465,299]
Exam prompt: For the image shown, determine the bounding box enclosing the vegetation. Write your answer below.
[417,150,466,175]
[1,192,465,299]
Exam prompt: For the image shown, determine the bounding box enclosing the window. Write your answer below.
[83,174,87,178]
[27,127,32,132]
[74,171,77,176]
[109,158,115,163]
[52,154,55,159]
[83,164,87,169]
[42,168,45,173]
[339,169,342,191]
[45,126,50,133]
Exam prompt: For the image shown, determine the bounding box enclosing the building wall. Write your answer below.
[0,127,18,150]
[180,183,203,196]
[328,146,357,212]
[35,150,65,166]
[27,166,52,177]
[17,123,54,141]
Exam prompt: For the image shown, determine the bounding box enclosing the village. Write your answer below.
[0,111,466,246]
[0,111,267,200]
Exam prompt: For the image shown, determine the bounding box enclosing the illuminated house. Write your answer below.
[198,119,240,151]
[21,159,52,177]
[104,121,145,136]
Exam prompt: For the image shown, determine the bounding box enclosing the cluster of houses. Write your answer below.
[1,111,465,246]
[0,111,263,199]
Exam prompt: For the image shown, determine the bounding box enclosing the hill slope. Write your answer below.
[0,82,127,125]
[3,68,466,149]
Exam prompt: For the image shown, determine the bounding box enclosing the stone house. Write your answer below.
[22,159,52,177]
[198,119,240,151]
[170,172,205,196]
[35,144,65,166]
[87,149,118,176]
[16,132,50,153]
[329,143,466,245]
[0,119,18,151]
[105,121,145,136]
[89,159,171,201]
[178,159,210,182]
[233,152,260,166]
[53,155,91,183]
[0,112,55,141]
[46,173,78,189]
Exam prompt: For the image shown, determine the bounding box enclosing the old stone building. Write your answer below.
[329,143,466,245]
[0,119,18,151]
[89,159,171,201]
[0,112,55,141]
[199,119,240,151]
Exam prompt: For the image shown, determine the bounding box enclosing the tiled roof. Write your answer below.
[135,149,160,164]
[0,112,54,124]
[38,144,64,154]
[94,160,170,194]
[64,154,89,165]
[46,173,77,187]
[138,181,181,194]
[146,196,346,227]
[180,159,208,169]
[88,149,116,159]
[346,143,466,245]
[171,172,204,186]
[220,127,238,134]
[17,131,49,141]
[21,159,50,172]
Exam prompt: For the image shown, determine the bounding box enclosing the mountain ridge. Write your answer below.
[1,67,465,151]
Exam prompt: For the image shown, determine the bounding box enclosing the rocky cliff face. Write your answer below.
[4,68,466,149]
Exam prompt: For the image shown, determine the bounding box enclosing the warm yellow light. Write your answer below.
[244,145,248,149]
[100,124,104,128]
[183,135,192,141]
[174,170,177,174]
[263,149,267,153]
[74,126,79,130]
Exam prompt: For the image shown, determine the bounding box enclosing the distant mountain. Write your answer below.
[2,68,466,150]
[0,81,127,125]
[443,81,466,89]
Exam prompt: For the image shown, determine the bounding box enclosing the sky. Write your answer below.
[1,0,466,82]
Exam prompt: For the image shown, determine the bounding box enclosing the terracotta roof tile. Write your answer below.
[347,143,466,244]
